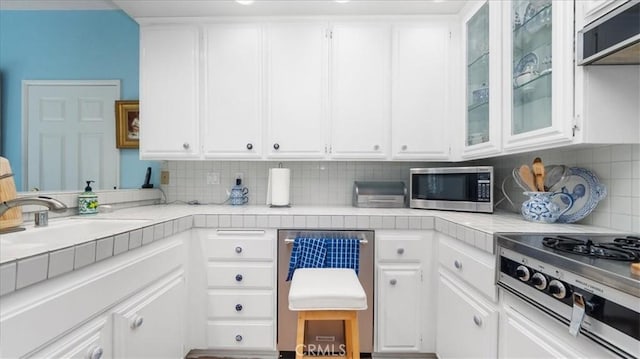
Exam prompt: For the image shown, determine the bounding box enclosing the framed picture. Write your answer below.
[115,100,140,149]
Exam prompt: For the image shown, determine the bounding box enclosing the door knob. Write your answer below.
[246,143,253,150]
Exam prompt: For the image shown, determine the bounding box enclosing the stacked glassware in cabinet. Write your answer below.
[511,0,553,135]
[466,3,490,147]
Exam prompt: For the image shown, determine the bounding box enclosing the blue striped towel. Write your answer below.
[286,236,361,281]
[325,238,360,274]
[286,237,327,281]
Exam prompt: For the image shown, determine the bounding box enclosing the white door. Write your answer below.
[266,21,328,159]
[376,265,422,352]
[330,22,391,159]
[24,80,120,191]
[203,23,263,159]
[391,22,451,160]
[139,25,200,159]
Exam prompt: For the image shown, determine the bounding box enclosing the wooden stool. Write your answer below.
[288,268,367,359]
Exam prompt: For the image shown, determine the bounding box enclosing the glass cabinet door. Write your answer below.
[511,0,552,135]
[466,3,490,147]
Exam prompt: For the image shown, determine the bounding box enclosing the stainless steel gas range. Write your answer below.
[497,233,640,358]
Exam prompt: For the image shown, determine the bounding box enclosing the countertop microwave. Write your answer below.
[410,166,493,213]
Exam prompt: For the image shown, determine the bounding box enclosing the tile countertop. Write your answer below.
[0,204,627,265]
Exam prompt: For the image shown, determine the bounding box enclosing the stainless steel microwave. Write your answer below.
[409,166,493,213]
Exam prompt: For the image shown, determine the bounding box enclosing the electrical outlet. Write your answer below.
[160,171,170,185]
[235,172,244,182]
[207,172,220,185]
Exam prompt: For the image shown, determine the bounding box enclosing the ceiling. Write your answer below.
[1,0,467,17]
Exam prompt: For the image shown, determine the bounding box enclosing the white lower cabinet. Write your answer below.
[375,231,435,353]
[27,316,110,359]
[437,270,498,359]
[199,229,277,352]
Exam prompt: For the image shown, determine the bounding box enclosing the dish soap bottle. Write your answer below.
[78,180,98,215]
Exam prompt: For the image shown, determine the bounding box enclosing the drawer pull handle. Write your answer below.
[235,304,243,312]
[86,346,103,359]
[397,248,404,255]
[130,315,144,329]
[473,315,483,327]
[235,334,243,342]
[183,142,190,150]
[235,246,243,254]
[273,143,280,150]
[390,279,397,285]
[235,274,243,282]
[246,143,253,150]
[454,260,462,269]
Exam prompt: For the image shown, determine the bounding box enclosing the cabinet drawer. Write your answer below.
[208,291,273,319]
[438,233,496,301]
[377,233,425,262]
[207,322,274,350]
[207,263,274,289]
[204,232,274,261]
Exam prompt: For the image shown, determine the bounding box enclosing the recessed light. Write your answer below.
[236,0,254,5]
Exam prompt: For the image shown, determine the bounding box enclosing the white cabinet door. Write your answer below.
[391,22,451,160]
[436,270,498,359]
[113,274,185,359]
[266,22,328,159]
[203,24,263,159]
[376,265,422,352]
[140,25,200,159]
[330,22,391,159]
[27,317,110,359]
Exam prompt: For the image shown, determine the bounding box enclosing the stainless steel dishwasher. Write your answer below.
[277,229,374,356]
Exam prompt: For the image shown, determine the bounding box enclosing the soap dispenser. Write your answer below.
[78,180,98,215]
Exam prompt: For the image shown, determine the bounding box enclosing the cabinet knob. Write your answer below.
[235,334,243,342]
[454,260,463,270]
[235,304,243,312]
[473,315,483,327]
[86,346,103,359]
[401,145,407,151]
[397,248,405,255]
[235,274,243,282]
[373,144,380,151]
[390,279,397,285]
[273,143,280,150]
[246,143,253,150]
[235,246,243,254]
[130,315,144,329]
[182,142,190,150]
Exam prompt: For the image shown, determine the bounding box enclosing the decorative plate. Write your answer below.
[552,167,607,224]
[514,52,538,77]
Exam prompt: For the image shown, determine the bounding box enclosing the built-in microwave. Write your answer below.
[409,166,493,213]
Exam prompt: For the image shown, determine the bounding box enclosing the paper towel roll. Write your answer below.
[267,168,290,207]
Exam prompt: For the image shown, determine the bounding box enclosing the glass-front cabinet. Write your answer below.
[461,1,501,158]
[503,0,574,151]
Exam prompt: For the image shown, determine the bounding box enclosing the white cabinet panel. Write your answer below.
[203,24,263,159]
[377,265,422,352]
[140,25,200,159]
[207,322,274,350]
[330,23,391,159]
[391,22,451,160]
[266,22,328,159]
[206,263,274,289]
[436,270,498,359]
[208,291,273,319]
[27,317,109,359]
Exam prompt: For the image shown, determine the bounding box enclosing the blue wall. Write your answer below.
[0,10,160,191]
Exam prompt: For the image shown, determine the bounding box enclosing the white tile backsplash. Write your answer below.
[48,247,75,278]
[16,254,48,289]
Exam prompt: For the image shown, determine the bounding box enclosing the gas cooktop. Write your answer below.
[497,233,640,297]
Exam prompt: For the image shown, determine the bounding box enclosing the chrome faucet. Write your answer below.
[0,196,67,218]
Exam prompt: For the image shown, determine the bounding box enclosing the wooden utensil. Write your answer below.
[532,157,546,192]
[517,165,538,192]
[0,156,23,229]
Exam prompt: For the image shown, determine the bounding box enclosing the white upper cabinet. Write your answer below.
[265,22,328,159]
[140,25,200,159]
[391,21,452,160]
[459,1,502,159]
[330,22,391,159]
[203,24,263,159]
[502,0,574,152]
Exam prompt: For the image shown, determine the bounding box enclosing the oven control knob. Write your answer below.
[548,280,567,299]
[516,265,530,281]
[531,273,548,290]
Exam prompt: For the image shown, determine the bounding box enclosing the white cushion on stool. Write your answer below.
[289,268,367,311]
